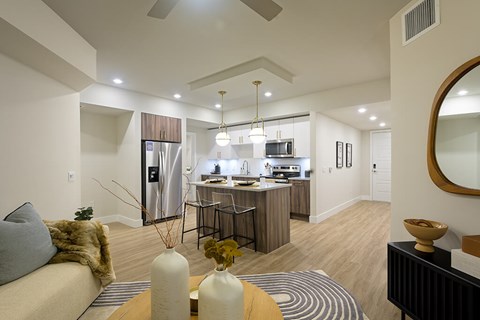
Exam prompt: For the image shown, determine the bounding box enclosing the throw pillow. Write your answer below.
[0,202,57,285]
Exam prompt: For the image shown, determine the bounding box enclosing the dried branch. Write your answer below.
[93,159,201,249]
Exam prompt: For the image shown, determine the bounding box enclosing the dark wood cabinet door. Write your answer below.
[141,112,181,142]
[290,180,310,217]
[141,112,158,140]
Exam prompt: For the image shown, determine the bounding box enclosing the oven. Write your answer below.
[265,165,301,183]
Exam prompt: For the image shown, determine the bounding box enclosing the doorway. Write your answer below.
[185,132,196,200]
[371,130,391,202]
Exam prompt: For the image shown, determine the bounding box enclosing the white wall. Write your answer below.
[310,113,363,223]
[80,111,118,217]
[390,0,480,249]
[360,131,372,197]
[0,52,81,219]
[80,109,142,226]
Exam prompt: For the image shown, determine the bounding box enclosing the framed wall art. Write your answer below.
[346,143,352,167]
[336,141,343,168]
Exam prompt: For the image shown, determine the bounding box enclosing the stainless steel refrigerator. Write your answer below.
[141,140,182,225]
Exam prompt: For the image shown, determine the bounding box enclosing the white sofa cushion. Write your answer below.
[0,262,102,320]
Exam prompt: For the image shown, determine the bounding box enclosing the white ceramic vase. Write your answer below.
[151,248,190,320]
[198,269,244,320]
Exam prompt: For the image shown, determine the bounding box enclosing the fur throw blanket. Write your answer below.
[44,220,116,286]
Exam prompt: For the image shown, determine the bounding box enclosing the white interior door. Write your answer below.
[371,131,391,202]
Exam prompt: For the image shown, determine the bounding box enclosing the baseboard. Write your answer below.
[361,194,371,201]
[94,215,143,228]
[309,196,362,224]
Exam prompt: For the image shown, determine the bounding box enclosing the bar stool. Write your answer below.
[212,192,257,251]
[181,190,220,249]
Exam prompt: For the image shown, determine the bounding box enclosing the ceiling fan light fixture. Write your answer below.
[215,90,231,147]
[249,80,266,144]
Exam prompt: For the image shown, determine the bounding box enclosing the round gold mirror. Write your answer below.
[427,56,480,196]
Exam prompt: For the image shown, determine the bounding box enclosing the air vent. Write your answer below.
[402,0,440,46]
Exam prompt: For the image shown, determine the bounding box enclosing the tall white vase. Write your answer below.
[198,269,244,320]
[151,248,190,320]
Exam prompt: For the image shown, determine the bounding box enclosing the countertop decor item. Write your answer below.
[198,239,244,320]
[403,218,448,252]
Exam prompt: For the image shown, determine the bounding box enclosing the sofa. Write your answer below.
[0,203,114,320]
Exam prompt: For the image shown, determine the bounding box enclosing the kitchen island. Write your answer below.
[189,180,291,253]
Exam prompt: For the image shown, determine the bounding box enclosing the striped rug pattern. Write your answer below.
[91,270,364,319]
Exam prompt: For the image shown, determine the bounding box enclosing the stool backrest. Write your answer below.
[185,190,205,207]
[212,192,235,208]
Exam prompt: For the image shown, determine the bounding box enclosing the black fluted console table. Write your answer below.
[388,241,480,320]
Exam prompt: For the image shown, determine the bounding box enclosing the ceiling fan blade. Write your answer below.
[240,0,283,21]
[147,0,180,19]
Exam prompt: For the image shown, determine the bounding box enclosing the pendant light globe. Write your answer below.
[215,131,231,146]
[249,127,266,144]
[249,80,266,144]
[215,90,231,147]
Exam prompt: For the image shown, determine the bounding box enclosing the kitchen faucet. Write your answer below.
[241,160,250,175]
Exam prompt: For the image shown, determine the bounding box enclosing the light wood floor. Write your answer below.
[106,200,401,320]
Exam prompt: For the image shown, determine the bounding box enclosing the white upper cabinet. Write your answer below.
[278,118,294,139]
[293,116,310,158]
[264,118,294,140]
[229,124,252,145]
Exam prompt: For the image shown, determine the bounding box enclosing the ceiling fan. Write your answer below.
[147,0,283,21]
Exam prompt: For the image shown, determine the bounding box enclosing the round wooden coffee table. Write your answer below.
[107,275,283,320]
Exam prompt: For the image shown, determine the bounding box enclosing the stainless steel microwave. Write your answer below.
[265,139,294,158]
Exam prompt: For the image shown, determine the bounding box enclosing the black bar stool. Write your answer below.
[181,190,220,249]
[212,192,257,251]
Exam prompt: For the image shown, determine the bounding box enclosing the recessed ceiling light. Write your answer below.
[358,108,367,113]
[379,122,386,127]
[458,90,468,96]
[215,104,221,108]
[113,78,123,84]
[369,116,377,121]
[264,91,272,97]
[173,93,182,99]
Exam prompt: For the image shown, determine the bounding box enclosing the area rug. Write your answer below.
[80,270,368,320]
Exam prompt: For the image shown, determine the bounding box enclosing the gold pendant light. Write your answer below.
[215,90,231,146]
[248,80,267,143]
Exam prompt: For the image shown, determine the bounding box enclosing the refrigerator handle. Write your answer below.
[157,150,164,218]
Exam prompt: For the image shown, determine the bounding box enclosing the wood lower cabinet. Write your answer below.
[388,242,480,320]
[141,112,181,142]
[290,179,310,220]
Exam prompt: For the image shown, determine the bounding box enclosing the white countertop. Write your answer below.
[189,180,291,192]
[203,173,310,181]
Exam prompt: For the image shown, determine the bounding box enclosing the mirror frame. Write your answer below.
[427,55,480,196]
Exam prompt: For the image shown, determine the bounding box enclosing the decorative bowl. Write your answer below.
[403,219,448,253]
